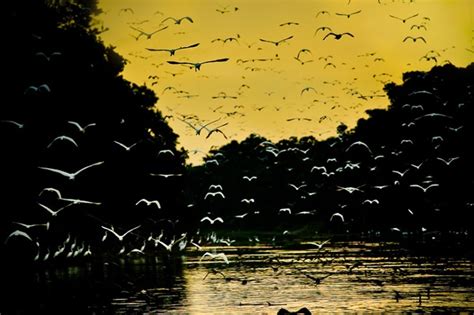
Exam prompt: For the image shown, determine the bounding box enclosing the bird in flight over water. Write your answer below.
[167,58,229,71]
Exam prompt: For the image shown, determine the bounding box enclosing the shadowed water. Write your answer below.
[3,242,473,314]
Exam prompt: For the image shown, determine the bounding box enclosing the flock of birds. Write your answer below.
[97,0,472,162]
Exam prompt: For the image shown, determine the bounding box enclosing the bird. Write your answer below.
[403,36,426,43]
[279,208,292,215]
[315,10,330,18]
[409,183,440,193]
[392,169,409,177]
[301,87,317,96]
[204,191,226,199]
[389,13,419,23]
[436,157,459,166]
[314,26,332,36]
[241,198,255,204]
[5,230,34,244]
[46,136,78,149]
[38,202,74,217]
[323,32,354,40]
[38,161,104,180]
[209,184,223,190]
[200,252,229,264]
[259,36,294,46]
[113,140,139,151]
[337,186,364,193]
[136,198,161,209]
[100,225,141,242]
[200,216,224,224]
[156,234,187,252]
[308,239,330,249]
[243,176,257,181]
[178,117,221,135]
[335,10,362,18]
[289,183,307,191]
[149,173,182,178]
[161,16,194,25]
[345,141,373,155]
[146,43,199,56]
[411,24,427,30]
[362,199,380,205]
[280,21,299,27]
[13,221,49,230]
[67,121,96,133]
[330,212,345,222]
[130,25,168,39]
[167,58,229,71]
[157,149,175,156]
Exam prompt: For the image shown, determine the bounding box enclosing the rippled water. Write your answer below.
[3,242,473,314]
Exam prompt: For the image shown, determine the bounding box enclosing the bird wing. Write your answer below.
[113,140,128,149]
[38,166,72,178]
[167,60,194,66]
[38,203,57,215]
[67,120,83,131]
[146,48,170,52]
[351,10,362,15]
[122,225,141,238]
[323,33,335,40]
[181,16,194,23]
[5,230,33,244]
[342,32,355,37]
[259,38,276,44]
[389,15,402,20]
[178,43,200,50]
[406,13,419,20]
[75,161,104,175]
[278,35,294,43]
[200,216,211,222]
[201,58,230,65]
[161,17,176,24]
[100,226,122,239]
[149,26,169,35]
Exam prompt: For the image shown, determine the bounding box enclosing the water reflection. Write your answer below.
[2,242,473,314]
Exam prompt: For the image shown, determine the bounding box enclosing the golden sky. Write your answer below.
[96,0,473,164]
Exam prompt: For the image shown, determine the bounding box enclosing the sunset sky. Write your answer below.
[96,0,473,164]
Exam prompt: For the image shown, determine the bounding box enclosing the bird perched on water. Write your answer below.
[146,43,199,56]
[323,32,354,40]
[167,58,229,71]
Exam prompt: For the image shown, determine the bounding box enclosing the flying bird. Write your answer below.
[330,212,345,222]
[200,216,224,224]
[242,176,257,181]
[146,43,199,56]
[130,25,168,39]
[100,225,141,242]
[204,191,226,199]
[47,136,78,149]
[409,183,439,193]
[403,36,426,43]
[389,13,419,23]
[259,36,294,46]
[335,10,362,18]
[113,140,139,151]
[38,161,104,180]
[5,230,34,244]
[161,16,194,25]
[315,10,330,18]
[0,120,24,129]
[308,239,330,249]
[136,198,161,209]
[38,202,74,217]
[323,32,354,40]
[206,123,228,139]
[167,58,229,71]
[200,252,229,264]
[345,141,373,155]
[314,26,332,36]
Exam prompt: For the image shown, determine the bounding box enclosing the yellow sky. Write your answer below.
[96,0,473,164]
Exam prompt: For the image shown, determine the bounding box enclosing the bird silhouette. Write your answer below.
[389,13,419,23]
[1,120,24,129]
[206,122,228,139]
[47,136,78,149]
[308,239,330,249]
[5,230,34,244]
[409,183,439,193]
[100,225,141,242]
[323,32,354,40]
[403,36,426,43]
[335,10,362,18]
[315,10,330,18]
[38,161,104,180]
[38,202,74,217]
[242,175,257,181]
[113,140,139,151]
[167,58,229,71]
[204,191,226,199]
[146,43,199,56]
[161,16,194,25]
[259,36,294,46]
[330,212,345,222]
[200,252,229,264]
[411,24,427,30]
[129,25,168,39]
[314,26,332,36]
[136,198,161,209]
[200,216,224,224]
[345,141,373,155]
[67,121,96,133]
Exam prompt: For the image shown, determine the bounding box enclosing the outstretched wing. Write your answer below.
[201,58,230,65]
[75,161,104,175]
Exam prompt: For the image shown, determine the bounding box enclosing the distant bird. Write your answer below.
[5,230,34,244]
[167,58,229,71]
[200,252,229,264]
[323,32,354,40]
[389,13,419,23]
[146,43,199,56]
[158,149,175,156]
[100,225,141,242]
[178,117,221,135]
[67,121,96,133]
[289,183,307,191]
[436,156,459,166]
[24,84,51,95]
[411,24,427,30]
[209,184,223,190]
[278,307,312,315]
[241,198,255,204]
[279,208,292,214]
[308,239,330,249]
[403,36,426,43]
[259,36,294,46]
[113,140,139,151]
[38,161,104,180]
[409,183,439,193]
[315,10,330,18]
[149,173,183,178]
[345,141,373,155]
[243,175,257,181]
[301,87,317,96]
[337,186,364,193]
[330,212,345,222]
[130,25,168,39]
[362,199,380,205]
[38,202,73,217]
[161,16,194,25]
[200,216,224,224]
[119,7,134,14]
[13,221,49,230]
[204,191,226,199]
[335,10,362,18]
[392,169,409,177]
[136,198,161,209]
[314,26,332,36]
[47,136,78,149]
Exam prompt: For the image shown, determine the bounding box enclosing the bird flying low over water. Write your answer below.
[167,58,229,71]
[323,32,354,40]
[146,43,199,56]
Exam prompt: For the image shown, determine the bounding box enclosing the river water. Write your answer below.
[2,241,473,314]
